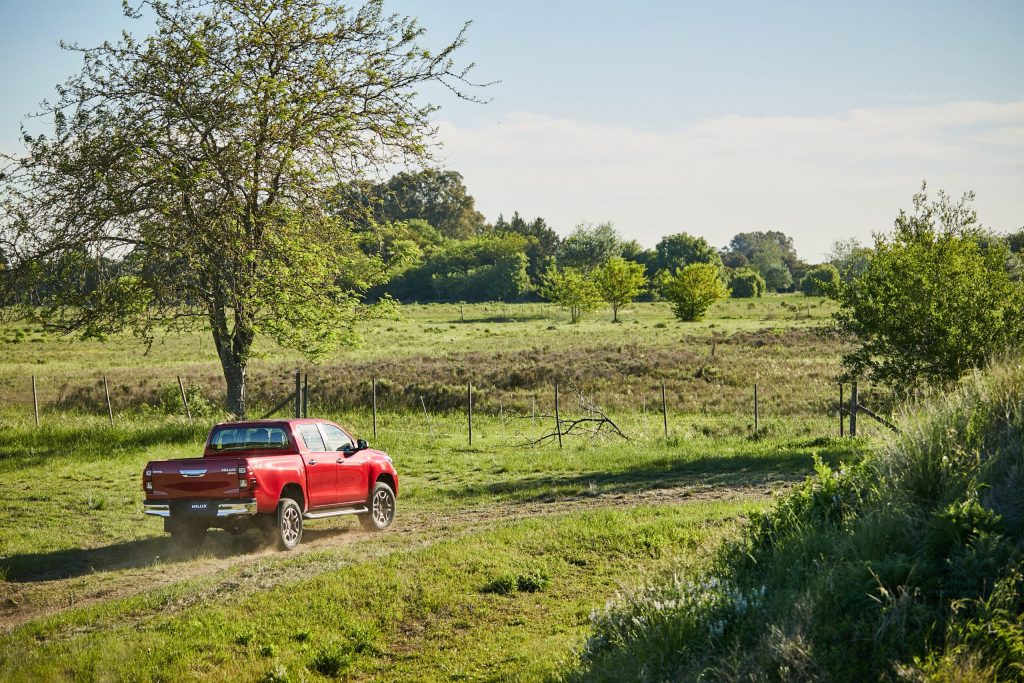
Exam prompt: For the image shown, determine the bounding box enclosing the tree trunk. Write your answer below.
[612,304,619,323]
[210,305,255,418]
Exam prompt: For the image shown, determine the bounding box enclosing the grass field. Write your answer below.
[0,296,878,681]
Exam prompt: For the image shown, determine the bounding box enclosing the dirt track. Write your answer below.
[0,482,780,632]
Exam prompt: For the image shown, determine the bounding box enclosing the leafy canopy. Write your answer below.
[556,222,623,272]
[593,256,648,322]
[540,265,601,323]
[800,263,840,296]
[663,263,728,322]
[834,183,1024,392]
[728,267,765,298]
[0,0,479,415]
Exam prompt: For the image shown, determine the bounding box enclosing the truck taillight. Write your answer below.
[142,467,153,493]
[238,465,256,491]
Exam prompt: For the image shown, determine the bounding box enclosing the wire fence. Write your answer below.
[2,367,896,443]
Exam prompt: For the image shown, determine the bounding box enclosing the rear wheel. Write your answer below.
[359,482,396,531]
[270,498,303,550]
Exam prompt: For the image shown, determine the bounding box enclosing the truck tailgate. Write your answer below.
[149,457,244,499]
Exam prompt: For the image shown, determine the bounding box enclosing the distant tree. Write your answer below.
[728,230,800,291]
[800,264,840,296]
[834,184,1024,392]
[593,256,648,322]
[0,0,477,416]
[494,212,561,284]
[1004,227,1024,254]
[378,169,485,239]
[557,222,623,271]
[826,238,873,283]
[729,267,765,298]
[386,233,530,302]
[663,263,729,322]
[728,230,800,270]
[540,266,601,322]
[721,250,749,269]
[654,233,722,273]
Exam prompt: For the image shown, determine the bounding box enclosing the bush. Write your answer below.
[729,267,765,298]
[572,359,1024,681]
[799,263,839,296]
[662,263,728,322]
[156,381,215,417]
[834,184,1024,393]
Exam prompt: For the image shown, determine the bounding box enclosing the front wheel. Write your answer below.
[360,482,396,531]
[269,498,303,550]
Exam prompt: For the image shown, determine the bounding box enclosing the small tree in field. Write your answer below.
[835,184,1024,392]
[663,263,728,321]
[729,267,765,298]
[540,266,601,323]
[800,264,840,296]
[0,0,479,417]
[593,256,647,322]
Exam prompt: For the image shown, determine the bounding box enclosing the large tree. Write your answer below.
[0,0,478,416]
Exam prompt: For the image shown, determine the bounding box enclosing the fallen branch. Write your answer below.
[526,387,628,446]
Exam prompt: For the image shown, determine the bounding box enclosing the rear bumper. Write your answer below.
[143,499,258,518]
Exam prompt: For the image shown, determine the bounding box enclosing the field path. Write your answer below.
[0,482,779,631]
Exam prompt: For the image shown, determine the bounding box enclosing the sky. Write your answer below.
[1,1,1022,260]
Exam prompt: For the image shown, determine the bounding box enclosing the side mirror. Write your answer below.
[357,439,368,451]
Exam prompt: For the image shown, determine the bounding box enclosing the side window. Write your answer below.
[298,424,327,452]
[322,424,354,452]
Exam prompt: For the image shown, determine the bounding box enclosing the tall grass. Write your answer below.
[571,359,1024,681]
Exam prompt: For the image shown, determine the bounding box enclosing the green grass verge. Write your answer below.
[0,503,755,682]
[570,360,1024,681]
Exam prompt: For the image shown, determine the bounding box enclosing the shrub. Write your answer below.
[728,267,765,298]
[156,381,215,417]
[571,359,1024,681]
[799,264,839,296]
[834,184,1024,393]
[662,263,728,321]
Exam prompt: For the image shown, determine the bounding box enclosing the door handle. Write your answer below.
[336,458,344,464]
[307,459,318,465]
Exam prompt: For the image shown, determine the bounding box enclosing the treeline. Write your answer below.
[329,168,962,308]
[4,168,1021,312]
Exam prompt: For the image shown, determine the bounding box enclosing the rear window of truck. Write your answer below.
[209,426,291,451]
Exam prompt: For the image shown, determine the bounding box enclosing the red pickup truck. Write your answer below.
[142,418,398,550]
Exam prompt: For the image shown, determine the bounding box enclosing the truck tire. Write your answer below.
[271,498,303,550]
[359,481,396,531]
[169,520,207,549]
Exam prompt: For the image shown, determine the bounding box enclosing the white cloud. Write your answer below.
[436,101,1024,260]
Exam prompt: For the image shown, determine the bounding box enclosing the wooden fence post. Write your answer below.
[661,381,668,438]
[372,378,378,439]
[32,375,39,427]
[839,383,844,437]
[102,376,114,428]
[178,376,192,421]
[467,383,473,446]
[554,383,563,448]
[754,383,759,435]
[849,383,858,437]
[302,374,309,418]
[294,370,302,418]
